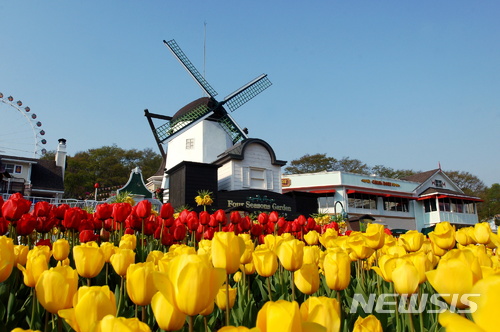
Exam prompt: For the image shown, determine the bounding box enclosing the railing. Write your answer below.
[1,193,163,212]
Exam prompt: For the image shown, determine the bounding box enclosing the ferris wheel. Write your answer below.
[0,92,47,158]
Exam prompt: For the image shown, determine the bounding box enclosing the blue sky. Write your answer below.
[1,1,499,186]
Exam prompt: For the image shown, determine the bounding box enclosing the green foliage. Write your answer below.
[63,145,162,199]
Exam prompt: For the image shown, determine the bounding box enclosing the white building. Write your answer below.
[282,168,482,231]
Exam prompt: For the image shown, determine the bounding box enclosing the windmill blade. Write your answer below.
[154,103,213,143]
[223,74,272,112]
[218,113,248,144]
[163,39,218,98]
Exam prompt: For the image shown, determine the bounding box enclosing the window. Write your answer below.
[4,164,15,173]
[438,198,451,212]
[185,138,194,149]
[435,180,443,188]
[14,165,22,174]
[383,197,409,212]
[318,196,335,209]
[250,168,265,189]
[348,193,377,210]
[424,199,437,212]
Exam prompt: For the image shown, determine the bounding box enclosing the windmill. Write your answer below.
[145,39,272,169]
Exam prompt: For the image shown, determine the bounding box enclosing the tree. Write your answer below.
[62,145,162,199]
[478,183,500,222]
[444,170,486,196]
[335,157,370,174]
[284,153,337,174]
[370,165,416,179]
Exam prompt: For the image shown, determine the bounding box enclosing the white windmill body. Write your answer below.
[146,39,271,202]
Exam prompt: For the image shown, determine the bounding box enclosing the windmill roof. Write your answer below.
[171,97,225,122]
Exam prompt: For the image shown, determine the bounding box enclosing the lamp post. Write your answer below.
[94,183,99,201]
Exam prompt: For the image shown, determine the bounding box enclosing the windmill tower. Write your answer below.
[145,39,272,202]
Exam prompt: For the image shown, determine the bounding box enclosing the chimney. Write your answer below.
[55,138,67,179]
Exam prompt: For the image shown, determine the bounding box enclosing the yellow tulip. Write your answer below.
[256,300,302,332]
[300,296,340,332]
[73,244,105,279]
[215,285,237,311]
[391,258,419,295]
[371,254,398,282]
[35,265,78,314]
[405,252,433,284]
[14,244,29,266]
[442,249,483,283]
[469,275,500,332]
[428,222,456,250]
[119,234,137,250]
[276,238,304,272]
[58,285,117,332]
[263,234,283,252]
[399,230,425,252]
[426,257,476,308]
[352,315,383,332]
[233,271,242,283]
[151,272,186,331]
[438,311,485,332]
[239,236,255,265]
[241,261,256,275]
[303,245,321,266]
[92,315,152,332]
[18,248,49,287]
[146,250,164,265]
[253,246,279,278]
[456,227,474,246]
[474,222,491,244]
[323,250,351,291]
[154,253,225,317]
[294,263,320,295]
[126,262,157,306]
[363,223,385,250]
[218,327,261,332]
[212,231,246,274]
[304,230,320,245]
[11,329,42,332]
[319,228,339,248]
[346,234,375,260]
[100,241,115,263]
[0,236,15,283]
[52,239,70,261]
[110,248,135,277]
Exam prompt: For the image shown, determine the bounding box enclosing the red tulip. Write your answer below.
[178,209,189,225]
[79,230,99,243]
[250,223,263,238]
[268,211,279,224]
[144,215,158,235]
[203,227,215,240]
[35,216,57,233]
[186,211,199,232]
[258,212,268,225]
[112,203,132,223]
[297,215,307,226]
[135,200,152,219]
[33,201,52,218]
[160,203,174,219]
[306,217,316,231]
[230,211,241,224]
[239,216,251,233]
[199,211,210,226]
[0,196,4,216]
[62,207,83,231]
[213,209,226,226]
[2,193,31,222]
[35,238,52,249]
[125,211,142,231]
[95,203,113,221]
[0,217,8,235]
[16,213,36,236]
[51,204,69,220]
[172,223,187,242]
[208,214,219,228]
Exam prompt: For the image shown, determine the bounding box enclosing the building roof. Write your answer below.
[401,169,440,183]
[30,159,64,192]
[213,138,287,166]
[418,187,482,201]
